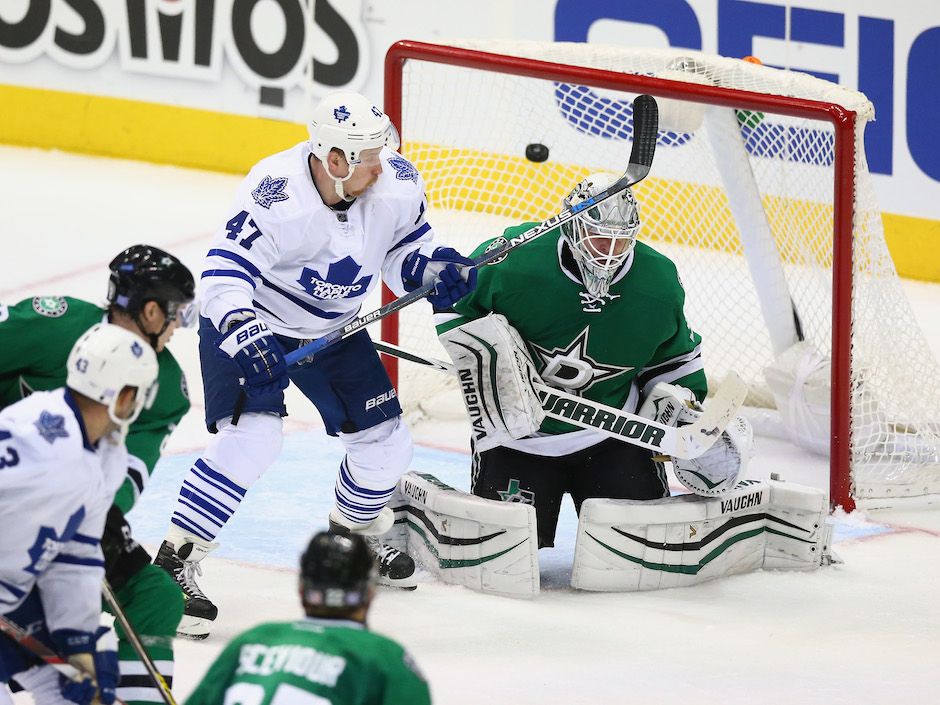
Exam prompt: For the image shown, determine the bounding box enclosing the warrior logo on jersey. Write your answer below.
[530,326,632,393]
[297,256,373,300]
[32,296,68,318]
[498,478,535,504]
[251,175,289,209]
[388,156,418,183]
[34,411,68,444]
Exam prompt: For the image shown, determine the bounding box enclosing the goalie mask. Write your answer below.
[561,172,641,298]
[308,91,401,201]
[66,323,159,432]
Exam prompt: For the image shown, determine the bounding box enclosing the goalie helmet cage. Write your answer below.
[380,39,940,512]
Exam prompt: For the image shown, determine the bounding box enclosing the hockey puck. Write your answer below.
[525,143,550,163]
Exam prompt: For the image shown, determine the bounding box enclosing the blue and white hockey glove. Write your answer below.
[217,311,289,397]
[402,247,478,309]
[51,626,118,705]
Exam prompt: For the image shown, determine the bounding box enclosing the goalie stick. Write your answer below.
[102,580,178,705]
[0,615,129,705]
[231,95,658,423]
[372,340,747,459]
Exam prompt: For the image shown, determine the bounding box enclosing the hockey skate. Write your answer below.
[329,508,417,590]
[154,533,219,640]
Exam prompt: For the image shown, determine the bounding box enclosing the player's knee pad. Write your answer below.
[116,564,184,638]
[204,412,284,486]
[340,416,413,489]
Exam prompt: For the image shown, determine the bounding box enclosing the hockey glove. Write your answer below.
[217,312,289,397]
[51,627,119,705]
[402,247,478,309]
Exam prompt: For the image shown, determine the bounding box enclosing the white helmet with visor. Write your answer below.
[561,172,641,298]
[308,91,400,201]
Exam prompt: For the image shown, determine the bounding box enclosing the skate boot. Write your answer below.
[154,532,219,640]
[329,508,417,590]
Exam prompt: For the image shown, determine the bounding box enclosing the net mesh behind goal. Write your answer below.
[383,40,940,507]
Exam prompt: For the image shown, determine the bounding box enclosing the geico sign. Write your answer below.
[0,0,368,102]
[554,0,940,182]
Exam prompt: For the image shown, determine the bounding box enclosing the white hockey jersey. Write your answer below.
[0,389,127,637]
[200,142,440,338]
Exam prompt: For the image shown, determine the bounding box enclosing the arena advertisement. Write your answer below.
[1,0,938,277]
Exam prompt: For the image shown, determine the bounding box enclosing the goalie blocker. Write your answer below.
[571,478,837,591]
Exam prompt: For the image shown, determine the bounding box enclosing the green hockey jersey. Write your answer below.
[185,619,431,705]
[436,224,706,456]
[0,296,190,512]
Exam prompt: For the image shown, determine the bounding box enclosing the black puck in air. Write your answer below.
[525,143,550,162]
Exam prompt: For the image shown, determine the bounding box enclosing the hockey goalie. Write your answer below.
[388,172,835,596]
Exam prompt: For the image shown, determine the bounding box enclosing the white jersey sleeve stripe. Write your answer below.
[389,222,431,252]
[202,269,257,288]
[53,554,105,568]
[206,248,263,277]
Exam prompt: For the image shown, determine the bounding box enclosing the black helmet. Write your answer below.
[108,245,196,327]
[300,532,376,609]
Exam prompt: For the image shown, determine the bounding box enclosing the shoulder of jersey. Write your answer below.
[243,142,320,221]
[634,240,679,276]
[371,149,423,201]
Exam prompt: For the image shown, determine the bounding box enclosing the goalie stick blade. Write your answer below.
[674,371,748,459]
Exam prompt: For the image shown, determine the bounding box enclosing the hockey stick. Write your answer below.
[372,340,746,459]
[231,95,659,423]
[102,580,178,705]
[0,615,129,705]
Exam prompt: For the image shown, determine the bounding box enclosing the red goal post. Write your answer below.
[380,39,940,512]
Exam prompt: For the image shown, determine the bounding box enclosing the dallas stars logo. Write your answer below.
[530,326,632,393]
[498,479,535,504]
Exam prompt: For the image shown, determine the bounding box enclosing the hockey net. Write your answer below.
[381,39,940,509]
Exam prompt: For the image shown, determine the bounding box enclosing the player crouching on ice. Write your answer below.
[0,324,158,705]
[386,173,835,597]
[185,531,431,705]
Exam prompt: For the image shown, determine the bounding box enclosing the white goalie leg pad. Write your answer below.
[638,382,753,496]
[571,479,832,591]
[439,313,545,452]
[386,471,539,598]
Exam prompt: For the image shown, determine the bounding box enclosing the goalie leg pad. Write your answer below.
[439,313,545,452]
[571,479,831,591]
[387,471,540,598]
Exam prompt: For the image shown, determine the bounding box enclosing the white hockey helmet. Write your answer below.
[66,323,159,430]
[308,91,400,200]
[561,172,641,298]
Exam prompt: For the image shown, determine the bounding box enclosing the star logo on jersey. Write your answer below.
[388,156,418,183]
[251,175,289,209]
[32,296,68,318]
[297,256,373,300]
[34,411,69,444]
[498,478,535,504]
[530,326,632,393]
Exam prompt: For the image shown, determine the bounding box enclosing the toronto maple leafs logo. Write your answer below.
[297,256,373,300]
[334,105,351,122]
[251,175,289,209]
[131,341,143,358]
[34,410,69,444]
[388,156,418,183]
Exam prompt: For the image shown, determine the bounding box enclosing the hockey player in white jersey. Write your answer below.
[0,323,158,705]
[154,90,478,639]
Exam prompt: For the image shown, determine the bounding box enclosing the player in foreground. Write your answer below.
[154,90,477,638]
[435,172,752,549]
[0,245,195,700]
[0,324,158,705]
[184,531,432,705]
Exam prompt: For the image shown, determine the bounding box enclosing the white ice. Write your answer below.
[3,146,939,705]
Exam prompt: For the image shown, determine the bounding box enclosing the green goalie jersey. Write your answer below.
[185,619,432,705]
[436,224,706,454]
[0,295,189,513]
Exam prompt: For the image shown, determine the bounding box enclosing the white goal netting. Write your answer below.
[386,40,940,505]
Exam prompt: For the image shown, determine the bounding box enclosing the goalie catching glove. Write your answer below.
[439,313,545,452]
[638,382,753,496]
